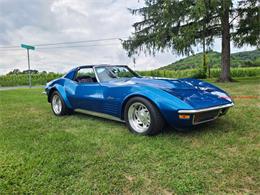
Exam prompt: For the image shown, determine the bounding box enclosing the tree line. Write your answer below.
[6,69,51,75]
[122,0,260,82]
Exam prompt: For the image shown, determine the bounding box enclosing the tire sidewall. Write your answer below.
[51,91,66,116]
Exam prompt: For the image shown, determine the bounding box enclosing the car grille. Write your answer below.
[193,109,220,124]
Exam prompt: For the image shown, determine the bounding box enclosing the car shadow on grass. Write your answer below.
[162,118,234,136]
[72,111,234,137]
[73,112,125,126]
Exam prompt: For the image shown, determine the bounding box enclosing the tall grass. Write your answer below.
[0,67,260,87]
[138,67,260,78]
[0,73,63,87]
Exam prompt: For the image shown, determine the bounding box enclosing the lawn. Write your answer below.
[0,77,259,194]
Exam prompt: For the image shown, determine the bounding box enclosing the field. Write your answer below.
[0,77,259,194]
[1,67,260,87]
[0,73,63,87]
[139,67,260,79]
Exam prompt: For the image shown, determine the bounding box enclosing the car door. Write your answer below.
[65,67,104,112]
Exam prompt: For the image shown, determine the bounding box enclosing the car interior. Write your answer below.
[74,68,97,83]
[74,66,138,83]
[75,75,97,83]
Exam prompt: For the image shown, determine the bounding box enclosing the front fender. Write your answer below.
[121,85,193,125]
[180,78,227,93]
[179,78,233,102]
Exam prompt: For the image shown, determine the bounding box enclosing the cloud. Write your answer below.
[0,0,256,74]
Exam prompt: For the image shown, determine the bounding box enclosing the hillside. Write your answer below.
[159,49,260,70]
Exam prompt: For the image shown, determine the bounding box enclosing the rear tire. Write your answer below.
[124,97,165,135]
[51,91,72,116]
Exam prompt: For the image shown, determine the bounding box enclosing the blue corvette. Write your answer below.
[45,65,234,135]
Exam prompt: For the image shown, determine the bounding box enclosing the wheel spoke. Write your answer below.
[134,110,139,118]
[128,102,151,133]
[52,95,62,114]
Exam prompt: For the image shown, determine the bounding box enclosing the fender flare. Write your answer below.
[120,86,193,120]
[48,84,73,109]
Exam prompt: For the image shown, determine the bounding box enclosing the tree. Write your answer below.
[233,0,260,47]
[7,69,21,75]
[219,0,232,81]
[123,0,260,82]
[22,69,38,74]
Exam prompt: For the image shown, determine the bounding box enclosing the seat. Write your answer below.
[76,76,94,83]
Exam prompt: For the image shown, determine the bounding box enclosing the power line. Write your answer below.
[0,42,122,54]
[37,43,121,50]
[0,48,24,51]
[0,45,19,49]
[0,37,127,49]
[35,37,126,47]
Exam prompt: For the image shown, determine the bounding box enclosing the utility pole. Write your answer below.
[26,48,31,87]
[21,44,35,88]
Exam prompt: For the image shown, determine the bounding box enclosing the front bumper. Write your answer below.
[178,103,234,114]
[177,103,234,125]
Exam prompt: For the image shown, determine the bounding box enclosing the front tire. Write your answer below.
[51,91,71,116]
[124,97,165,135]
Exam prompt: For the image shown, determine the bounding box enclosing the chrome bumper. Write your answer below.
[177,103,234,114]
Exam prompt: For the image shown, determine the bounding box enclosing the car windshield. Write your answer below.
[95,66,139,82]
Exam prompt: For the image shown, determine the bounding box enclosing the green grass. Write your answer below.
[0,77,259,194]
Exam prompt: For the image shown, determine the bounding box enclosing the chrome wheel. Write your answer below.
[128,102,151,133]
[52,94,62,114]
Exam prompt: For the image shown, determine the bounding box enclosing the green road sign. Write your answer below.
[21,44,35,50]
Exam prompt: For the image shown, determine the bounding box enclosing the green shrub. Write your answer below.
[1,67,260,87]
[138,67,260,79]
[0,73,63,87]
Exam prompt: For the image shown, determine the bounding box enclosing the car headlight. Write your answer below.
[211,91,232,102]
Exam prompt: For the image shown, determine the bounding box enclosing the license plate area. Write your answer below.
[193,109,220,125]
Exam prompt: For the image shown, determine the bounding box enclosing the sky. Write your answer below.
[0,0,256,75]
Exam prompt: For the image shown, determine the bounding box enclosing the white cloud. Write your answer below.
[0,0,256,75]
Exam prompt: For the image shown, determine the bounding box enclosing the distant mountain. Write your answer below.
[159,50,260,70]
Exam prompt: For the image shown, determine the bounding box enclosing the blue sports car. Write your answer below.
[45,65,234,135]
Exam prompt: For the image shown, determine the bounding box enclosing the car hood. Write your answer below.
[108,77,232,109]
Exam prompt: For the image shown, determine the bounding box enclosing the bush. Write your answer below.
[0,73,63,87]
[138,67,260,79]
[1,67,260,87]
